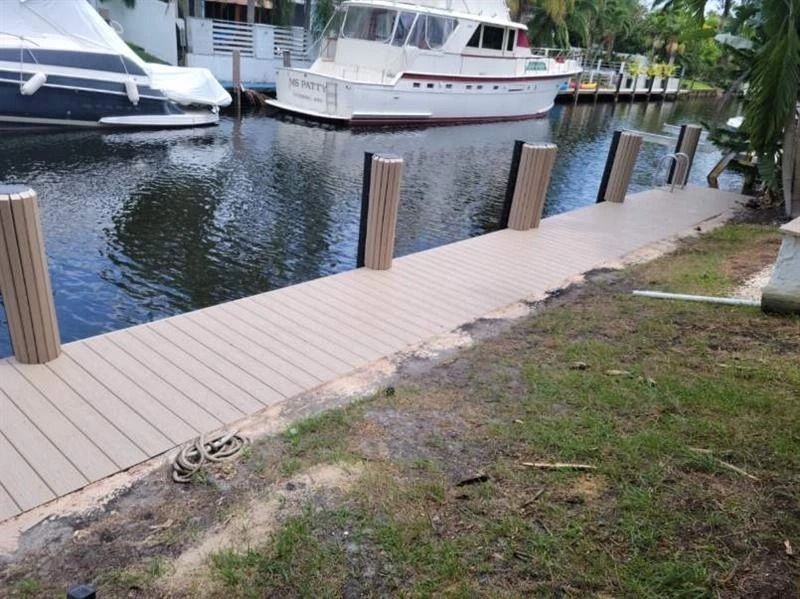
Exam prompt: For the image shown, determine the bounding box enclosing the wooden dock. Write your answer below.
[0,186,744,522]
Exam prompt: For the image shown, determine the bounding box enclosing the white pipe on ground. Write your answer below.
[632,290,761,307]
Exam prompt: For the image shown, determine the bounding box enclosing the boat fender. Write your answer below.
[20,72,47,96]
[125,78,140,106]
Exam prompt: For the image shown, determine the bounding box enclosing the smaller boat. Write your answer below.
[0,0,231,130]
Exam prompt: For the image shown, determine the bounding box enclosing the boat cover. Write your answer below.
[147,62,232,107]
[0,0,231,107]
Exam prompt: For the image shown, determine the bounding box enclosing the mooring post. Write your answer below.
[0,186,61,364]
[232,49,241,115]
[596,131,643,203]
[356,153,404,270]
[501,141,557,230]
[667,124,702,186]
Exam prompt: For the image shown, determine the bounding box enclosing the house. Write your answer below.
[95,0,312,90]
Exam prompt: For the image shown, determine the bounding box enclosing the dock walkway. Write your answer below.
[0,186,744,522]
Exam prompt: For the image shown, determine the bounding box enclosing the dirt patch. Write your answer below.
[723,234,781,285]
[160,463,362,597]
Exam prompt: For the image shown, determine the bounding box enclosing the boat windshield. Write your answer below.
[406,14,458,50]
[341,5,398,43]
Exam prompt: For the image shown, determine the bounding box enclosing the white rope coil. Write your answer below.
[171,430,248,483]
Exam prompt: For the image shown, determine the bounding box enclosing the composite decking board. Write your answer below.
[0,365,119,479]
[241,295,379,366]
[44,354,173,456]
[272,282,424,347]
[124,327,264,415]
[227,300,357,375]
[84,337,224,432]
[320,271,464,329]
[250,292,395,360]
[0,389,87,496]
[104,333,245,424]
[199,307,342,383]
[0,483,20,522]
[150,320,287,404]
[308,275,443,338]
[12,362,147,468]
[0,430,54,511]
[0,187,744,522]
[281,276,437,343]
[63,343,198,444]
[183,311,320,391]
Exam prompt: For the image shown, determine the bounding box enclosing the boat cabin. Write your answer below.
[315,0,539,81]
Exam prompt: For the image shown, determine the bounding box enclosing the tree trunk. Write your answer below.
[782,106,798,217]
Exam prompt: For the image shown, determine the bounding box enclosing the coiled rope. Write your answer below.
[171,430,248,483]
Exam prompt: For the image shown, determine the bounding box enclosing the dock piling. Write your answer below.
[501,141,557,230]
[596,131,643,203]
[357,153,404,270]
[668,124,702,185]
[232,49,241,115]
[0,186,61,364]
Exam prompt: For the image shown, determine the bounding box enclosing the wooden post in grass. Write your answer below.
[0,186,60,363]
[668,124,702,186]
[357,153,404,270]
[501,141,557,230]
[596,131,643,203]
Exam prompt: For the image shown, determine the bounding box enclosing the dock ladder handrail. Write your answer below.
[654,152,690,192]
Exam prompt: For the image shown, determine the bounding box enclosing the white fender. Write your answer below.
[125,78,140,106]
[20,72,46,96]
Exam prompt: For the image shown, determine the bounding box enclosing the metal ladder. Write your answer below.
[654,152,690,192]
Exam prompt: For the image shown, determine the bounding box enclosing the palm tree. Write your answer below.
[742,0,800,215]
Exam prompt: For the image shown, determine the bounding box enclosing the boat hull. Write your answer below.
[269,67,571,126]
[0,77,218,130]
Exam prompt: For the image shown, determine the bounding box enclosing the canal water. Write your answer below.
[0,98,742,358]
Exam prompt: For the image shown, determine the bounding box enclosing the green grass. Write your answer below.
[208,224,799,597]
[682,79,717,91]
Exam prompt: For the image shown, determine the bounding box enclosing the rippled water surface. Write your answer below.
[0,99,742,357]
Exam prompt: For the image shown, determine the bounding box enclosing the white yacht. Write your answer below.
[268,0,580,125]
[0,0,231,130]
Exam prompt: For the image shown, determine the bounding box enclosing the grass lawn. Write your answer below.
[4,223,798,598]
[682,79,717,91]
[202,223,799,597]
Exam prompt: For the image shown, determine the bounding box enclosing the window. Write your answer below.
[426,83,434,88]
[342,6,397,43]
[481,26,504,50]
[412,82,420,88]
[467,25,481,48]
[408,14,458,49]
[506,29,515,51]
[392,12,416,46]
[445,83,452,89]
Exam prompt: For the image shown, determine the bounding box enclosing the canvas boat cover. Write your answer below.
[0,0,231,107]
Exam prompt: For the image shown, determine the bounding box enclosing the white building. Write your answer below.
[95,0,312,90]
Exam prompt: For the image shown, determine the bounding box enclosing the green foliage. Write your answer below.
[742,0,800,157]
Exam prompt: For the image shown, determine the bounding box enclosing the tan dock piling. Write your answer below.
[232,49,241,114]
[668,124,702,185]
[596,131,643,203]
[504,143,557,230]
[357,153,404,270]
[0,186,60,363]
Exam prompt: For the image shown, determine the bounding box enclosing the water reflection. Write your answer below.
[0,99,741,357]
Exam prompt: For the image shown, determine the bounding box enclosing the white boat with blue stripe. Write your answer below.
[0,0,231,130]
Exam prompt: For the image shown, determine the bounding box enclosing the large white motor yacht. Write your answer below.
[268,0,581,125]
[0,0,231,130]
